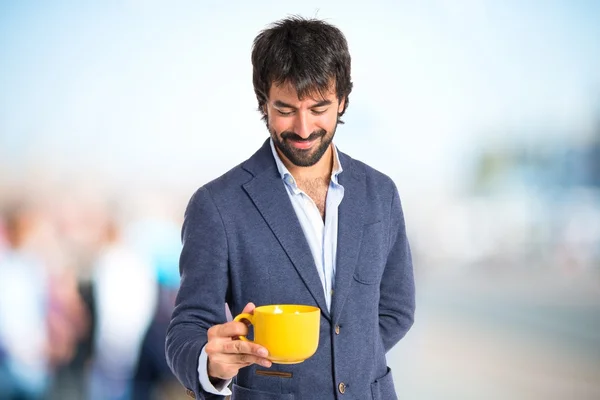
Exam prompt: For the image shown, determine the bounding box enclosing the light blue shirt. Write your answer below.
[198,138,345,395]
[268,138,345,311]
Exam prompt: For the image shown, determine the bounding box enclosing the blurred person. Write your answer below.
[0,203,50,400]
[132,284,179,400]
[46,269,88,366]
[128,217,182,399]
[87,215,157,400]
[166,16,415,399]
[45,268,91,400]
[22,194,96,400]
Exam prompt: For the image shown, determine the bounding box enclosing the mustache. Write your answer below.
[280,129,326,142]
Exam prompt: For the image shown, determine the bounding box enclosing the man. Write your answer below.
[166,16,415,399]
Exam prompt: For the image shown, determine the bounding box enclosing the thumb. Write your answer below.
[242,302,256,314]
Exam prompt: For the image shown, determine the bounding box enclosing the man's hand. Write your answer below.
[205,302,272,380]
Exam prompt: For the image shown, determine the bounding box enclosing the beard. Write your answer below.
[269,125,337,167]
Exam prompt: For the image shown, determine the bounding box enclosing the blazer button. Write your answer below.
[338,382,346,394]
[335,324,340,335]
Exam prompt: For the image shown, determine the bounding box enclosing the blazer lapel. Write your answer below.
[242,141,330,319]
[331,153,366,323]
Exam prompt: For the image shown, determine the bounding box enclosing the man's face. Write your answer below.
[265,82,345,167]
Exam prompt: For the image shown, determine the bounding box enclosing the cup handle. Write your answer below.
[233,313,254,342]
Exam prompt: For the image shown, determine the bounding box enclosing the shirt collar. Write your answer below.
[269,138,343,189]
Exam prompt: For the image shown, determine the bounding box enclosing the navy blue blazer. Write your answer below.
[166,139,415,400]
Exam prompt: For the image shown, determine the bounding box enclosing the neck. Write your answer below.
[278,145,333,182]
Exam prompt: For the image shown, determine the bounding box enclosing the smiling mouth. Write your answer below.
[288,138,316,150]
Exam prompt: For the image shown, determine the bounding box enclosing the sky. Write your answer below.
[1,0,599,195]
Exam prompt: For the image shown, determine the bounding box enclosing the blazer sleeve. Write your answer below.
[165,186,230,399]
[378,183,416,352]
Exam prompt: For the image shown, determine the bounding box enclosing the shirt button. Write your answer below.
[335,325,340,335]
[338,382,346,394]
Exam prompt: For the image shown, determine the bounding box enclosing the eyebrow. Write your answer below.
[273,99,332,109]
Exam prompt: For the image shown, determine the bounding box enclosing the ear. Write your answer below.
[337,98,346,113]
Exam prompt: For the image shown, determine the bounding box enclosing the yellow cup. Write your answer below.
[233,304,320,364]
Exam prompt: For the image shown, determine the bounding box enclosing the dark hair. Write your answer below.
[251,16,353,123]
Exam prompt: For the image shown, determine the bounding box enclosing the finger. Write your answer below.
[209,354,272,379]
[234,354,272,368]
[237,303,256,328]
[222,339,269,358]
[214,353,272,368]
[208,322,242,340]
[242,302,256,314]
[215,321,251,338]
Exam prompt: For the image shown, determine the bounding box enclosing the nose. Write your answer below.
[293,111,314,139]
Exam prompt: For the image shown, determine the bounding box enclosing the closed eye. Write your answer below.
[276,109,294,116]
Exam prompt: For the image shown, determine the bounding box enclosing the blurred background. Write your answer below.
[1,1,599,399]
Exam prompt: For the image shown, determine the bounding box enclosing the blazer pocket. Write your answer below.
[353,220,386,285]
[370,367,398,400]
[255,369,293,378]
[231,384,294,400]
